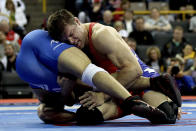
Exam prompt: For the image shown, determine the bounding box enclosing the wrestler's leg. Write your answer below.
[114,72,181,107]
[133,76,181,107]
[76,95,171,125]
[142,90,169,107]
[97,100,123,120]
[114,90,178,124]
[141,90,178,124]
[33,88,76,124]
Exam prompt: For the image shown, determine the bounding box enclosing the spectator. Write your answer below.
[182,44,195,71]
[12,0,27,38]
[89,0,103,22]
[77,0,91,23]
[0,20,21,52]
[113,0,131,21]
[189,15,196,32]
[162,26,187,66]
[118,29,128,42]
[1,0,16,23]
[1,44,17,72]
[123,9,134,35]
[102,0,115,11]
[0,0,27,36]
[78,11,90,23]
[100,10,113,27]
[144,7,172,32]
[129,16,154,45]
[176,4,194,22]
[123,37,139,58]
[0,31,7,59]
[0,12,9,22]
[146,46,164,73]
[167,57,196,95]
[185,5,194,19]
[161,5,175,22]
[113,20,125,32]
[126,37,138,53]
[175,6,186,22]
[188,57,196,83]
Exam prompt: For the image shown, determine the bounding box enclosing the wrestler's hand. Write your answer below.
[177,107,182,120]
[79,91,105,110]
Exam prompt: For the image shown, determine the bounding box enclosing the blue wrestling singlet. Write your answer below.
[16,30,74,92]
[132,50,160,78]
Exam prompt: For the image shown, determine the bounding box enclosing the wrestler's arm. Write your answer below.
[57,76,76,106]
[93,27,143,88]
[57,47,131,101]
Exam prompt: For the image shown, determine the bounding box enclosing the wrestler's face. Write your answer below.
[63,18,86,49]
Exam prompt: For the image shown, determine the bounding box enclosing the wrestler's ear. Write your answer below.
[74,17,81,25]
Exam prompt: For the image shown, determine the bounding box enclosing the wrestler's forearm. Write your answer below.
[93,72,131,100]
[76,79,112,102]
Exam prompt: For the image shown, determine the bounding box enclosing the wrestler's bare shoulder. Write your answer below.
[91,23,117,40]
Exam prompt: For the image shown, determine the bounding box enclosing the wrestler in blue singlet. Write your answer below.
[16,30,74,92]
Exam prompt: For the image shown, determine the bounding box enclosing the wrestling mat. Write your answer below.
[0,96,196,131]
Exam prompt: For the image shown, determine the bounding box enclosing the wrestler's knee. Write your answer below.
[37,104,76,124]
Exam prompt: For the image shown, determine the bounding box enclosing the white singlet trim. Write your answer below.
[81,63,108,90]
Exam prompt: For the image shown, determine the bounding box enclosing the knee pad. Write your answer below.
[76,106,104,125]
[152,101,178,124]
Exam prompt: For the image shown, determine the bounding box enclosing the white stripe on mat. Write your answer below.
[0,105,80,111]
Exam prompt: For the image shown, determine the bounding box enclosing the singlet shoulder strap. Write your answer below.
[88,22,96,46]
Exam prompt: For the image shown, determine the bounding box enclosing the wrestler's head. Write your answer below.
[47,9,86,49]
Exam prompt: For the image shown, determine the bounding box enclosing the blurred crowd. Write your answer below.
[1,0,196,95]
[0,0,27,73]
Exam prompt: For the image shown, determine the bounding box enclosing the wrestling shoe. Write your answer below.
[150,73,182,107]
